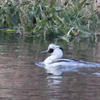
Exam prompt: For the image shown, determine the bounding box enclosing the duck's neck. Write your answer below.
[44,55,60,66]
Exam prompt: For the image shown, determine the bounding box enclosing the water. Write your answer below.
[0,36,100,100]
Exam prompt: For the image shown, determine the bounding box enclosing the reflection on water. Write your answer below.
[0,36,100,100]
[46,76,62,100]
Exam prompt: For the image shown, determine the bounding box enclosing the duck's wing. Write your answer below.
[45,58,100,75]
[50,59,70,63]
[50,58,85,64]
[49,58,100,67]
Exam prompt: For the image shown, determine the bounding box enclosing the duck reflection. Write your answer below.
[45,75,62,100]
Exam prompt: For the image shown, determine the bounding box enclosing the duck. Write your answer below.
[36,44,100,75]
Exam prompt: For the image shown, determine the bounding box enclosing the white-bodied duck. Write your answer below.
[36,44,100,75]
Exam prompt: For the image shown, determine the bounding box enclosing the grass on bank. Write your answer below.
[0,0,100,42]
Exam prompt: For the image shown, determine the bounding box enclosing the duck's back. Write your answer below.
[47,58,100,72]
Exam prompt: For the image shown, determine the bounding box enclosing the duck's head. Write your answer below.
[41,44,63,59]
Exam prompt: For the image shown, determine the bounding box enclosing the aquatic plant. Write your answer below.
[0,0,100,42]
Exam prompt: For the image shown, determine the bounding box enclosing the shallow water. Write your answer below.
[0,36,100,100]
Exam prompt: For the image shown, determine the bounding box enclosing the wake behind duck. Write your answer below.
[36,44,100,75]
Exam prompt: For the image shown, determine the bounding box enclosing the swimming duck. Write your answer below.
[36,44,100,75]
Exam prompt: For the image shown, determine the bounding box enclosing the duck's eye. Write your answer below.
[48,48,54,53]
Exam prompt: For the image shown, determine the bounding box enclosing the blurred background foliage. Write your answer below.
[0,0,100,42]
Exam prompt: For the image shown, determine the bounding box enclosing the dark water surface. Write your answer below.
[0,36,100,100]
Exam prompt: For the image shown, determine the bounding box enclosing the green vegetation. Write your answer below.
[0,0,100,42]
